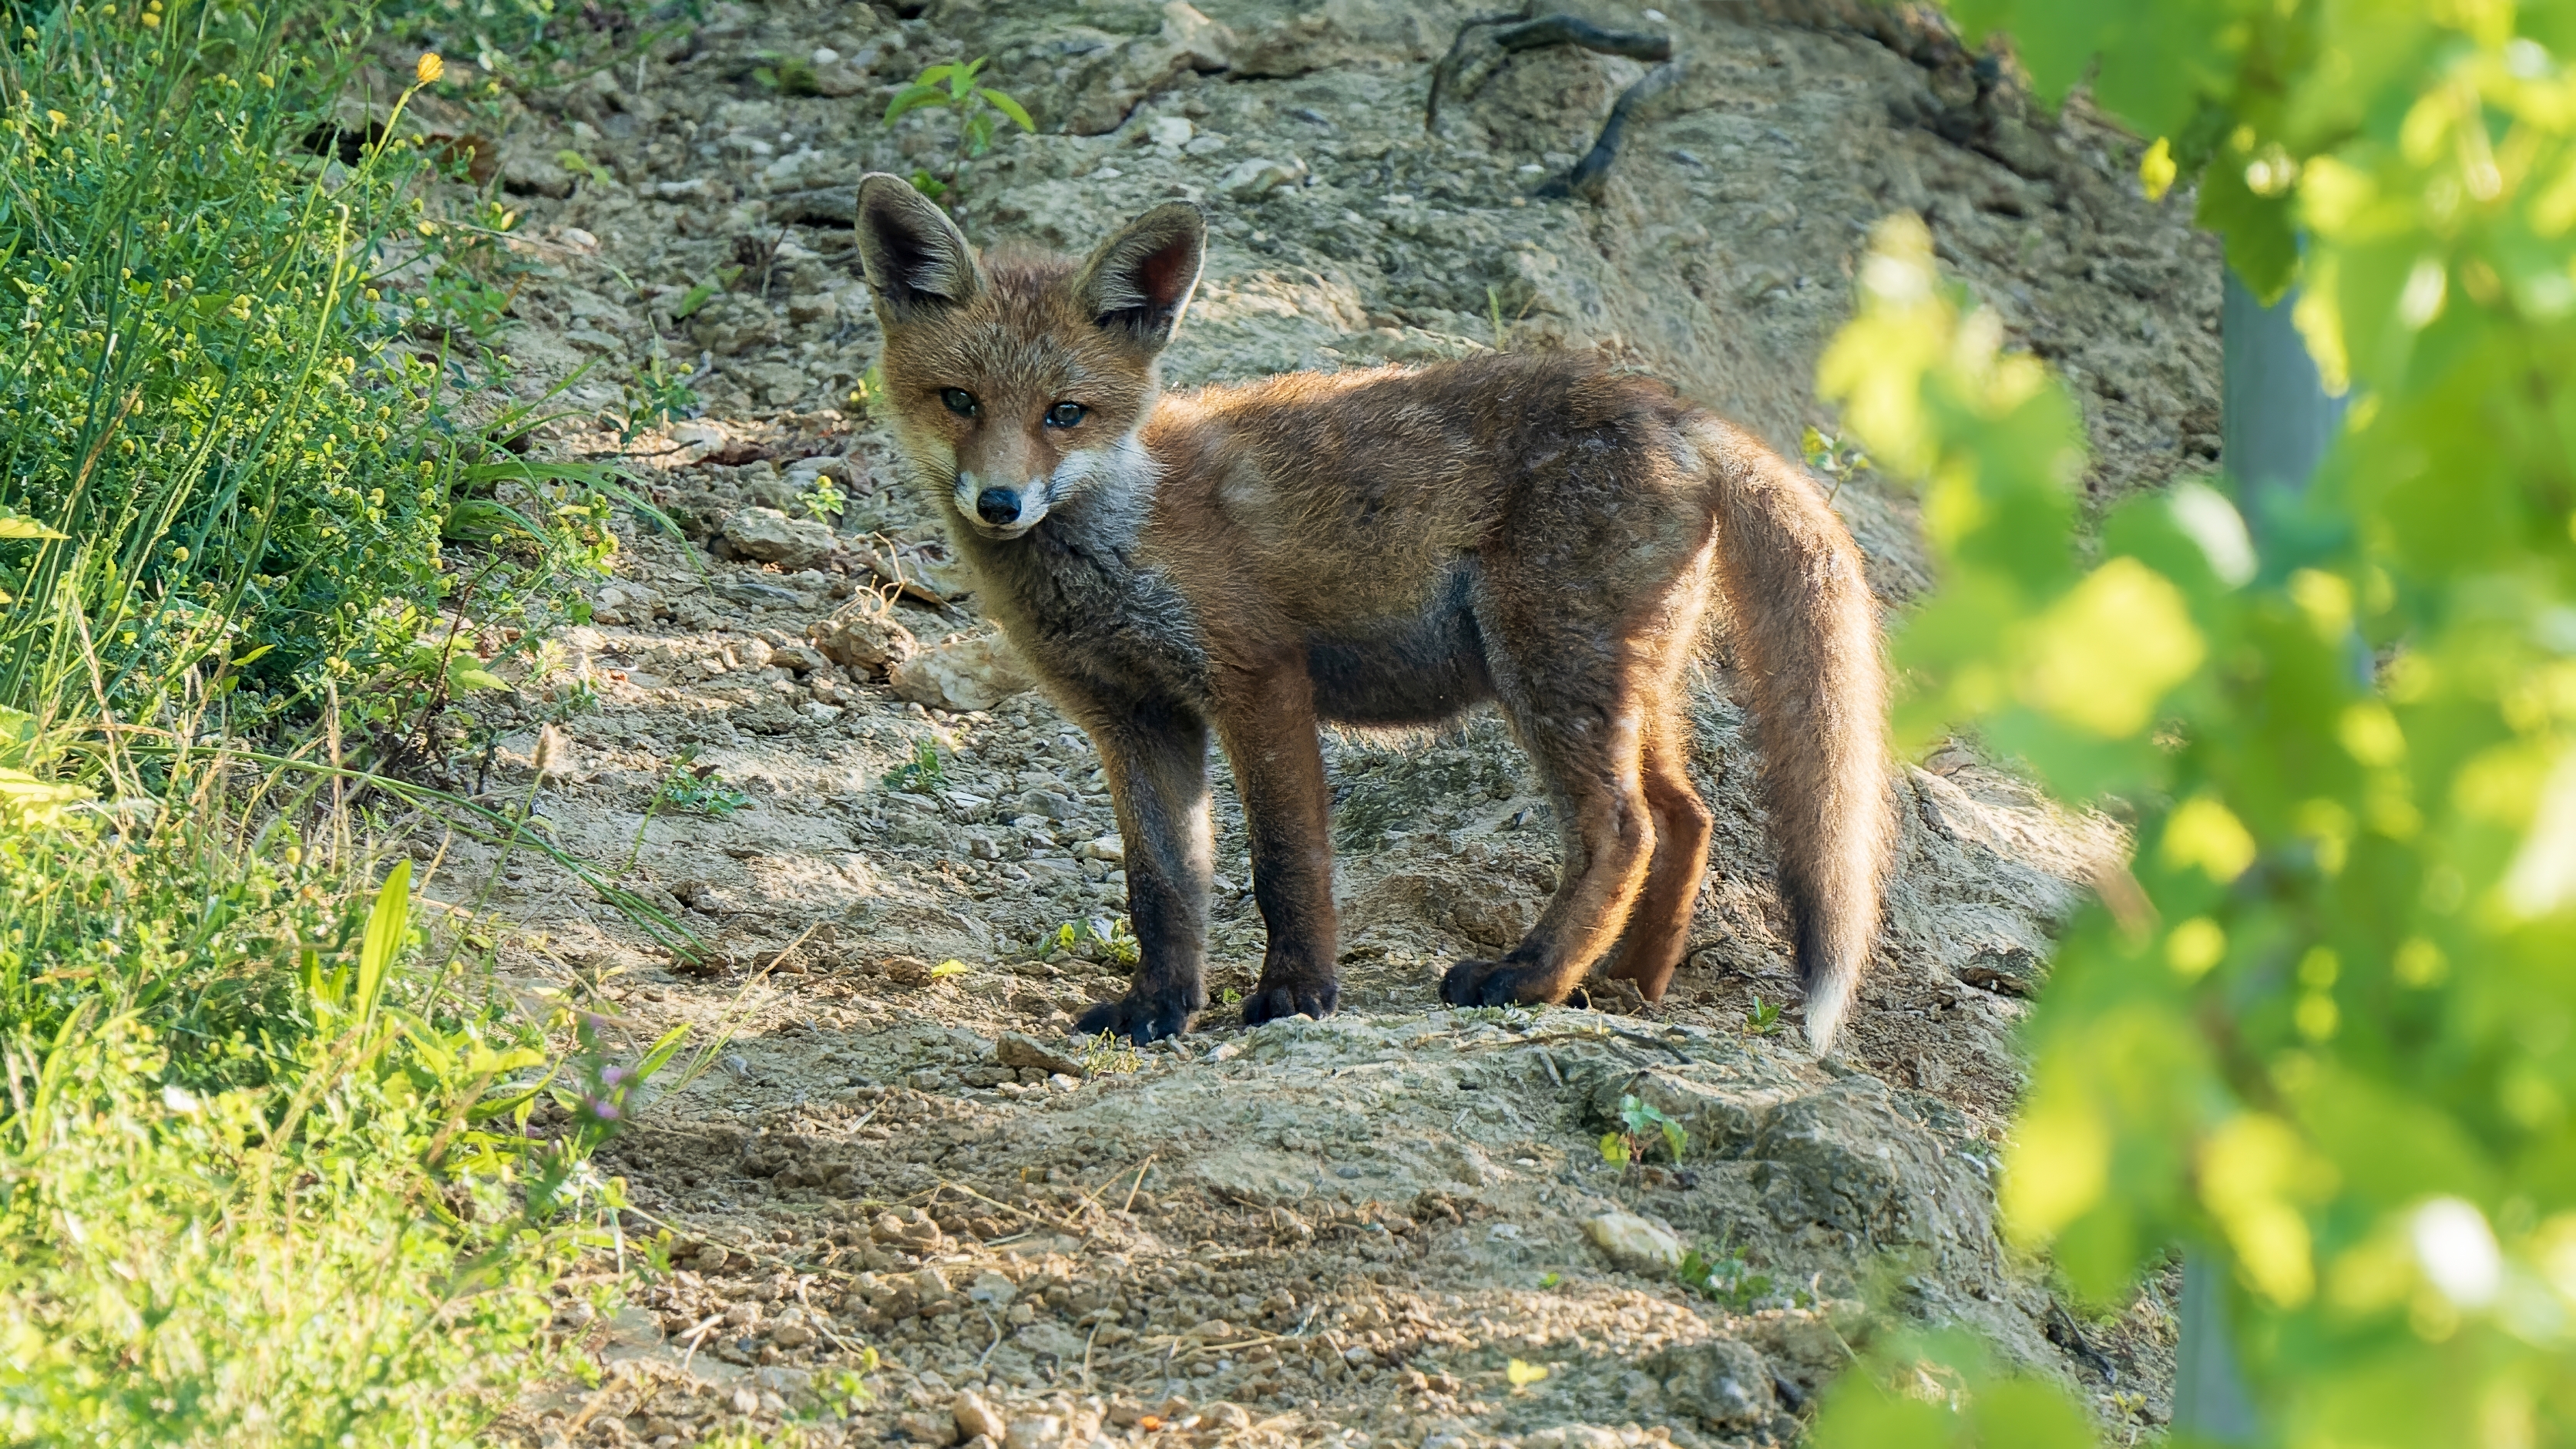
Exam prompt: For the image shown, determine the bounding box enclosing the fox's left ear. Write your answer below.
[1072,203,1207,351]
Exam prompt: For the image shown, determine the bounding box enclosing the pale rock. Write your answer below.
[953,1390,1009,1442]
[1075,835,1124,863]
[593,580,662,624]
[767,641,832,673]
[810,608,918,674]
[814,64,872,98]
[721,506,836,570]
[1584,1210,1686,1272]
[996,1032,1086,1079]
[967,1270,1019,1306]
[668,420,728,464]
[1148,115,1194,150]
[1221,156,1305,200]
[890,630,1034,712]
[1160,0,1236,71]
[1005,1415,1065,1449]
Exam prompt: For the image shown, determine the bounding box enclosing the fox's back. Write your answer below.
[1140,351,1708,630]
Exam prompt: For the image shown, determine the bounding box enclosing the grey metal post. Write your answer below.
[2174,1252,2260,1440]
[2175,267,2346,1444]
[2222,269,2349,526]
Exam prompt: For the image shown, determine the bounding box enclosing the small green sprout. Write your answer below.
[882,56,1035,205]
[1598,1092,1687,1168]
[887,740,945,793]
[660,754,751,817]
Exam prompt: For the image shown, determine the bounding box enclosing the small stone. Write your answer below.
[1074,835,1123,863]
[1016,791,1080,822]
[594,580,663,623]
[770,1321,815,1348]
[1147,116,1194,149]
[811,608,919,674]
[968,1270,1019,1306]
[722,506,837,570]
[1160,0,1234,70]
[1004,1415,1064,1449]
[912,1264,952,1303]
[1584,1210,1687,1272]
[889,630,1035,712]
[1220,156,1302,200]
[953,1390,1008,1442]
[898,1410,961,1446]
[995,1032,1087,1079]
[768,641,832,673]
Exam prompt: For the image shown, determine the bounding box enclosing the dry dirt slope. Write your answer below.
[398,0,2222,1444]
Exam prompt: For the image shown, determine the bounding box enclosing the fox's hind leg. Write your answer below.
[1601,691,1712,1000]
[1440,617,1660,1009]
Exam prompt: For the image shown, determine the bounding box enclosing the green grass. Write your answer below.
[0,2,704,1440]
[0,755,670,1444]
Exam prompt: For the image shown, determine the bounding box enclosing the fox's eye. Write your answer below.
[1043,402,1088,429]
[941,388,979,418]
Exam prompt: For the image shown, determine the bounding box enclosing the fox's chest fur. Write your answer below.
[942,466,1211,710]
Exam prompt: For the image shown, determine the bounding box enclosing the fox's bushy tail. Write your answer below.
[1698,420,1892,1054]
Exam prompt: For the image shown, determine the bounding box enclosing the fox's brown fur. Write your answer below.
[852,174,1893,1051]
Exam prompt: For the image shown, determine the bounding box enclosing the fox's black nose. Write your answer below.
[974,488,1021,526]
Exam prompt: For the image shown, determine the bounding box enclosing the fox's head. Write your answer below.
[853,173,1206,542]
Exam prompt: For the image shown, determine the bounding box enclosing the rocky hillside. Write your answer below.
[381,1,2225,1444]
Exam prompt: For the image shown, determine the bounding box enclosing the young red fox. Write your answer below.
[852,173,1893,1051]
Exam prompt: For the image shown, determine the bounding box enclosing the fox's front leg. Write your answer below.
[1213,665,1339,1027]
[1073,699,1214,1043]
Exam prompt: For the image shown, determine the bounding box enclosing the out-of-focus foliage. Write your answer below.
[1809,2,2576,1443]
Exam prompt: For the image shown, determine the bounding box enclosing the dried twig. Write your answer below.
[1426,8,1681,200]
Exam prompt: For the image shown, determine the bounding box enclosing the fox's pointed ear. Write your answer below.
[855,173,985,321]
[1071,202,1206,351]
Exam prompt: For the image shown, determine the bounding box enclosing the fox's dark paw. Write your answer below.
[1439,956,1569,1008]
[1241,973,1338,1027]
[1075,987,1199,1043]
